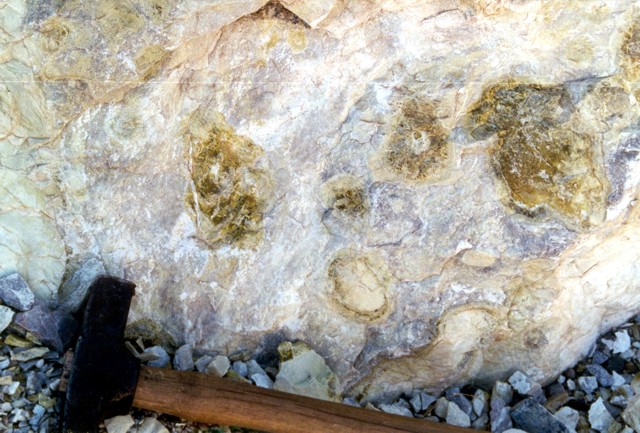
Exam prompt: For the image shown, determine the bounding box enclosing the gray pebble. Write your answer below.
[232,360,248,377]
[0,306,14,334]
[613,331,631,354]
[490,406,512,433]
[434,397,448,418]
[445,401,470,428]
[144,346,170,368]
[511,398,570,433]
[194,355,213,373]
[586,364,614,387]
[379,403,413,417]
[205,355,230,377]
[554,406,579,431]
[509,371,535,395]
[0,273,34,312]
[588,397,614,432]
[472,389,489,416]
[445,387,473,417]
[137,417,170,433]
[104,414,135,433]
[577,376,598,394]
[251,372,274,389]
[173,344,194,371]
[246,359,268,378]
[492,381,513,405]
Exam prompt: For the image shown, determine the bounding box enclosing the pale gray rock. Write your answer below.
[410,391,436,413]
[251,373,274,389]
[492,382,514,405]
[612,371,627,388]
[59,258,105,313]
[173,345,194,371]
[232,360,248,377]
[578,376,599,394]
[2,0,640,400]
[144,346,170,368]
[511,398,570,433]
[434,397,449,419]
[0,306,14,334]
[622,394,640,432]
[246,360,268,378]
[194,355,213,372]
[137,417,170,433]
[104,415,135,433]
[587,364,614,387]
[490,406,512,433]
[205,355,230,377]
[14,300,77,353]
[379,403,413,418]
[503,430,529,433]
[613,331,632,354]
[0,273,34,312]
[509,371,539,395]
[472,389,489,416]
[554,407,579,432]
[588,398,615,432]
[274,342,341,401]
[445,401,471,428]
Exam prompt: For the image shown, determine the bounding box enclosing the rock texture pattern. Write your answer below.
[1,0,640,400]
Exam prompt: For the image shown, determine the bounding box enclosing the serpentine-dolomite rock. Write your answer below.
[1,0,639,401]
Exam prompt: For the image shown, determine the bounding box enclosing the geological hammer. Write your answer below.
[61,276,475,433]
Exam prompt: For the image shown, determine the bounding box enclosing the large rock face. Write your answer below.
[1,0,640,400]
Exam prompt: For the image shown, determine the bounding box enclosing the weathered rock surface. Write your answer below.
[1,0,640,400]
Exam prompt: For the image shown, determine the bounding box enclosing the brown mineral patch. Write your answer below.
[185,109,272,248]
[328,250,392,321]
[466,82,609,230]
[378,99,453,183]
[321,176,368,218]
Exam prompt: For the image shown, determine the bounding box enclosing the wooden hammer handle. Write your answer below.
[134,366,475,433]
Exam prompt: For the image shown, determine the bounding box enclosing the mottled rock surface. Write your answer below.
[1,0,640,399]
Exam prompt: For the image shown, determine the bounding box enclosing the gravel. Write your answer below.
[0,272,638,432]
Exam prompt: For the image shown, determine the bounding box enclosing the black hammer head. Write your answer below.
[63,276,140,433]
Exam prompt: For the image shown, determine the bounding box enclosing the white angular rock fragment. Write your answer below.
[446,401,471,428]
[588,398,615,432]
[274,342,341,402]
[379,403,413,417]
[104,415,135,433]
[0,273,34,312]
[205,355,230,377]
[173,345,194,371]
[613,331,632,354]
[622,394,640,433]
[0,306,14,334]
[137,417,170,433]
[554,406,579,431]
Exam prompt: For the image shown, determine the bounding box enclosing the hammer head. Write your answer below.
[63,276,140,432]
